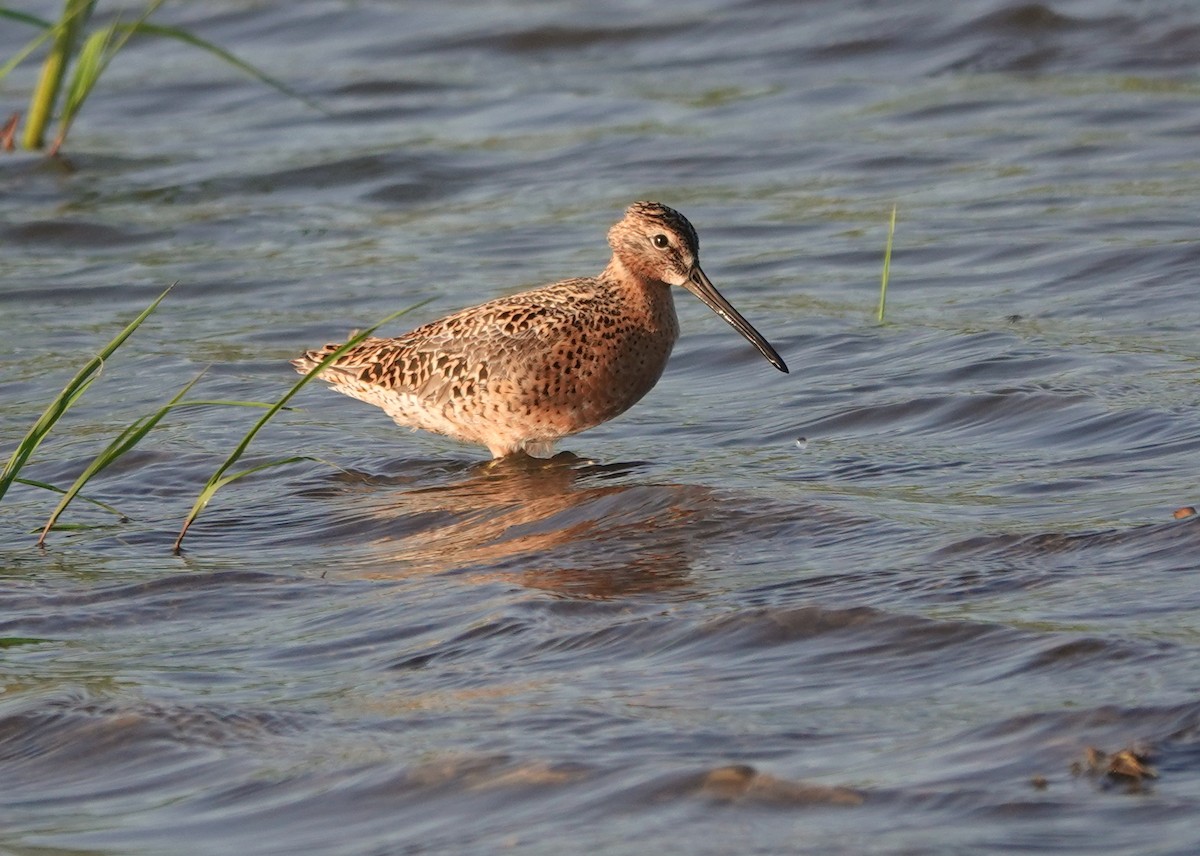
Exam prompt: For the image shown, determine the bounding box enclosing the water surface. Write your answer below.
[2,1,1199,853]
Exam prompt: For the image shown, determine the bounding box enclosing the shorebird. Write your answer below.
[293,201,788,458]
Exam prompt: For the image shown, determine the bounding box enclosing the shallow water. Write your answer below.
[2,0,1200,853]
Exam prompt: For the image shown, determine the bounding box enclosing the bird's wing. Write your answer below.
[299,284,593,407]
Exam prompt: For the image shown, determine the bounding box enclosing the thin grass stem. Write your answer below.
[15,476,126,520]
[4,0,318,153]
[0,15,57,81]
[21,0,93,150]
[36,380,295,544]
[37,365,201,546]
[0,284,173,504]
[51,0,163,155]
[173,301,431,553]
[128,20,327,114]
[876,204,897,323]
[0,8,56,29]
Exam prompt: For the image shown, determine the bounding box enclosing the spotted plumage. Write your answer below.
[293,201,788,458]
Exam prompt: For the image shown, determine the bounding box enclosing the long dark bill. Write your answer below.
[683,266,789,373]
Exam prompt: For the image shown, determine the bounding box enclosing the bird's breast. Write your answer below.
[546,282,679,423]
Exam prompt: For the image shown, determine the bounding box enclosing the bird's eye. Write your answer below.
[652,234,670,249]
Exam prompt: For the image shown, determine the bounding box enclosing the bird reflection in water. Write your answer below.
[306,453,722,598]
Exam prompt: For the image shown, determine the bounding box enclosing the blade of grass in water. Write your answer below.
[37,363,199,545]
[20,0,94,150]
[0,284,173,504]
[52,0,168,155]
[37,379,293,545]
[0,8,56,29]
[15,476,127,520]
[130,21,326,114]
[0,11,57,82]
[173,301,432,554]
[3,0,321,153]
[877,204,897,323]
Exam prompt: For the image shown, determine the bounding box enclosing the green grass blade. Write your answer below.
[0,284,173,504]
[169,399,295,411]
[876,204,897,323]
[173,454,322,543]
[0,8,56,29]
[21,0,95,150]
[57,23,113,131]
[51,0,162,154]
[15,476,126,519]
[199,455,319,495]
[126,20,326,113]
[50,24,113,154]
[37,367,203,546]
[0,22,56,81]
[0,374,97,504]
[173,301,431,553]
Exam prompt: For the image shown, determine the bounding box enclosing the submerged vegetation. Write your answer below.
[0,287,425,553]
[0,0,317,155]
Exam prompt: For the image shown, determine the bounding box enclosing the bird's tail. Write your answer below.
[290,343,342,376]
